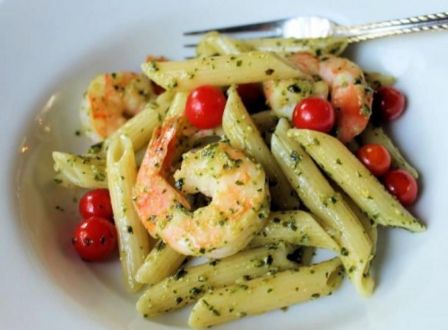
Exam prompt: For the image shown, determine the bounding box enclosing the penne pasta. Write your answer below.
[244,36,348,55]
[364,71,396,90]
[196,40,220,57]
[329,178,378,252]
[271,119,374,296]
[142,52,306,91]
[196,32,252,56]
[107,135,151,292]
[250,210,338,251]
[135,240,187,285]
[299,247,315,266]
[136,244,296,317]
[188,258,343,328]
[289,129,425,232]
[251,110,278,133]
[341,192,378,254]
[52,152,107,189]
[251,111,278,146]
[360,123,419,179]
[164,91,197,162]
[223,86,300,210]
[196,33,348,57]
[166,91,188,118]
[332,183,377,278]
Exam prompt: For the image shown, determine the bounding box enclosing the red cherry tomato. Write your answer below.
[185,85,226,129]
[383,169,418,206]
[236,83,265,112]
[356,144,391,177]
[292,97,335,133]
[72,217,117,261]
[79,189,113,221]
[373,87,406,122]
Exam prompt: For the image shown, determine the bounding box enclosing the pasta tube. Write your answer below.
[189,258,343,328]
[364,71,396,90]
[299,247,315,266]
[289,129,425,232]
[196,40,220,57]
[136,244,295,317]
[166,91,188,118]
[102,101,163,153]
[360,124,419,179]
[135,240,187,285]
[251,110,278,133]
[107,135,151,292]
[272,119,374,296]
[250,210,338,251]
[251,111,278,146]
[244,36,348,56]
[223,86,300,210]
[195,33,347,57]
[196,32,252,56]
[142,52,306,91]
[341,192,378,255]
[52,152,107,189]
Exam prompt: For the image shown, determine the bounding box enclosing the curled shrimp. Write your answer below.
[133,117,270,258]
[287,53,373,142]
[80,72,154,141]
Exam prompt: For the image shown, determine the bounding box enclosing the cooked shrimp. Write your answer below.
[133,117,270,258]
[287,53,373,142]
[80,72,154,141]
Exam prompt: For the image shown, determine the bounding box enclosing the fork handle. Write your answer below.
[337,12,448,42]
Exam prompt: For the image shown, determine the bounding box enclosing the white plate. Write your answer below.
[1,0,448,329]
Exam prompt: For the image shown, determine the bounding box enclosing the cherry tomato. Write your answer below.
[79,189,113,221]
[72,217,117,261]
[356,143,391,177]
[236,83,265,112]
[292,97,335,133]
[185,85,226,129]
[383,169,418,206]
[373,86,406,122]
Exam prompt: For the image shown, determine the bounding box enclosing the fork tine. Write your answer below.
[183,19,287,36]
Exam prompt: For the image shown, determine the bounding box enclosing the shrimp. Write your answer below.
[287,52,373,143]
[80,72,154,141]
[133,117,270,258]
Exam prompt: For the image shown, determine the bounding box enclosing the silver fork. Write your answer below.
[184,11,448,48]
